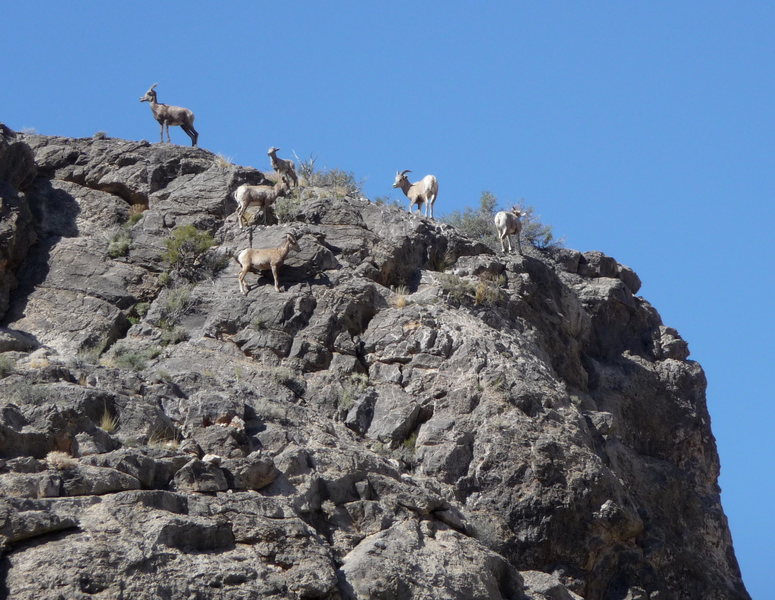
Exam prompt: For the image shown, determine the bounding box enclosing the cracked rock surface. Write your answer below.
[0,128,749,599]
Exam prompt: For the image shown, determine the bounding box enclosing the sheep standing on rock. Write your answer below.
[139,84,198,146]
[235,231,301,294]
[494,206,524,254]
[234,180,291,228]
[267,147,298,187]
[392,170,438,219]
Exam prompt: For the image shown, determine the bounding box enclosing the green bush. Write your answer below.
[443,191,559,251]
[295,153,362,198]
[162,224,217,281]
[438,273,476,305]
[158,284,196,328]
[107,227,132,258]
[0,355,16,378]
[111,342,162,371]
[160,326,189,346]
[77,337,109,364]
[474,273,507,306]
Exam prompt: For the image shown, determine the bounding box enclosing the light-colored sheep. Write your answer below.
[267,147,298,187]
[235,231,300,294]
[234,180,291,228]
[494,206,524,254]
[139,84,198,146]
[392,170,438,219]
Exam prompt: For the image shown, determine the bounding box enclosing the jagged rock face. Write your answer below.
[0,130,748,600]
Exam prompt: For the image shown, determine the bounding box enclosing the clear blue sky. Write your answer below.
[4,2,772,596]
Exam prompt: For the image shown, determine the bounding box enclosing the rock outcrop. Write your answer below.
[0,128,749,599]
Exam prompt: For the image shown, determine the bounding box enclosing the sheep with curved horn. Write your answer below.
[392,170,438,218]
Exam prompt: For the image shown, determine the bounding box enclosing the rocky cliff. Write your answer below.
[0,127,749,600]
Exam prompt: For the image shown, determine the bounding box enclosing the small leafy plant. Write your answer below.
[161,224,217,281]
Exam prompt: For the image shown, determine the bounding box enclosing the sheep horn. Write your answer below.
[150,84,158,91]
[400,169,412,176]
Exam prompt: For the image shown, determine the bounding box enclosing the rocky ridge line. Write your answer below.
[0,128,749,600]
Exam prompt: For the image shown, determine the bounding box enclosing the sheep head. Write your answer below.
[393,170,411,188]
[139,84,158,103]
[510,206,524,218]
[285,231,301,251]
[267,146,280,156]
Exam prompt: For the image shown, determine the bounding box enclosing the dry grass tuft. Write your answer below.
[46,450,77,470]
[99,405,119,432]
[391,285,409,309]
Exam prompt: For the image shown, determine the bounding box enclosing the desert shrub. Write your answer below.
[5,382,47,403]
[273,195,300,224]
[294,153,362,198]
[128,203,146,226]
[158,284,197,328]
[107,227,132,258]
[374,195,405,209]
[518,204,558,249]
[129,301,150,325]
[127,301,150,325]
[196,250,229,280]
[161,224,217,281]
[475,272,507,306]
[158,272,172,287]
[110,342,161,371]
[269,366,306,396]
[0,355,15,378]
[213,154,233,169]
[160,326,189,346]
[46,451,77,469]
[338,372,369,413]
[443,191,559,251]
[77,337,109,364]
[438,273,476,305]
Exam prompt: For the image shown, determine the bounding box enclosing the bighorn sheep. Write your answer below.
[494,206,524,254]
[267,147,298,187]
[234,179,291,228]
[139,84,199,146]
[392,170,438,219]
[235,231,300,294]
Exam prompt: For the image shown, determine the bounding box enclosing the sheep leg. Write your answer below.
[271,264,282,293]
[158,122,164,143]
[238,267,250,295]
[182,124,198,147]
